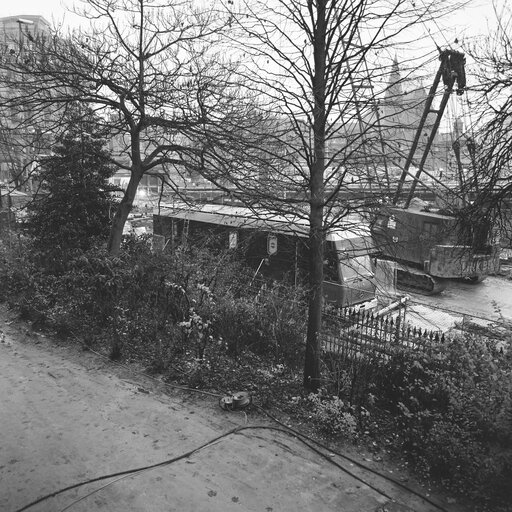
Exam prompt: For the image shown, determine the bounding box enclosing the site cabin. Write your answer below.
[153,204,376,307]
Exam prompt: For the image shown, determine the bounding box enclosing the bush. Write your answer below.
[3,229,511,509]
[213,283,306,367]
[307,392,358,439]
[0,235,306,371]
[0,236,35,304]
[371,336,512,509]
[25,107,117,267]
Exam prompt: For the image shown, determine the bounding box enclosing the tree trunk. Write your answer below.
[107,169,143,255]
[303,0,326,392]
[303,199,324,390]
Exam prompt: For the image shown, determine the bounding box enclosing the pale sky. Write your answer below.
[0,0,500,37]
[429,0,500,45]
[0,0,500,134]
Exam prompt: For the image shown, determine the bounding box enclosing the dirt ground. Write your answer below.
[0,304,461,512]
[408,275,512,322]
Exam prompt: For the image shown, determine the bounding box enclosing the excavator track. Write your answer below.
[396,267,447,295]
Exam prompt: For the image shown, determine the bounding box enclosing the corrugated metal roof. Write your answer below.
[154,203,374,246]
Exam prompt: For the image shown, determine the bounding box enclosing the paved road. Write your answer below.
[0,309,454,512]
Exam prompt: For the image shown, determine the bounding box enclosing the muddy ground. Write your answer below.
[408,275,512,322]
[0,304,462,512]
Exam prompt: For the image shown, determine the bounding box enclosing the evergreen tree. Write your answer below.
[27,109,117,258]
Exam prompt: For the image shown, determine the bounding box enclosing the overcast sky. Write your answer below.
[0,0,500,134]
[0,0,500,37]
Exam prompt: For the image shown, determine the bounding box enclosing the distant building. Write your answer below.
[0,15,51,189]
[0,15,51,47]
[378,58,435,161]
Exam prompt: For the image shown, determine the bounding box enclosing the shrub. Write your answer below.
[371,336,512,509]
[213,283,306,367]
[307,392,358,439]
[0,234,306,372]
[25,107,117,267]
[0,235,36,304]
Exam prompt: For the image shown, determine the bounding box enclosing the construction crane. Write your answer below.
[371,49,500,294]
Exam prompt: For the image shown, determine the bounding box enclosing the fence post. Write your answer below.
[394,313,401,345]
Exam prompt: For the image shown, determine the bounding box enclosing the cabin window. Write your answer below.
[229,230,238,249]
[374,215,389,229]
[267,234,278,255]
[339,255,373,281]
[324,244,340,282]
[472,219,491,251]
[422,221,438,235]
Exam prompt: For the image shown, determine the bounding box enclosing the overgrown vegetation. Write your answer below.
[0,231,510,511]
[368,339,512,509]
[309,327,512,510]
[0,234,306,370]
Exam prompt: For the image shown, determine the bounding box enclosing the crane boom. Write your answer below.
[393,49,466,206]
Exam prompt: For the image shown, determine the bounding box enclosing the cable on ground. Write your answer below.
[13,425,242,512]
[79,336,452,512]
[15,424,397,512]
[11,328,451,512]
[253,405,450,512]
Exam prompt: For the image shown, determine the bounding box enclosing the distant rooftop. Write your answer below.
[0,15,50,24]
[0,15,51,43]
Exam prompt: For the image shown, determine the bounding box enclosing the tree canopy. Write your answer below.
[0,0,473,390]
[214,0,467,389]
[0,0,265,254]
[464,1,512,243]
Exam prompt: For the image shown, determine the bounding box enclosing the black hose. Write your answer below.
[13,331,451,512]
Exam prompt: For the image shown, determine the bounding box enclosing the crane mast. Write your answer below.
[372,49,500,294]
[393,49,466,207]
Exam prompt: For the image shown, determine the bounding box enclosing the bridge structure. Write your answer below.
[169,182,470,206]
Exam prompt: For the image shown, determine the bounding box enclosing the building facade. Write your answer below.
[0,15,51,189]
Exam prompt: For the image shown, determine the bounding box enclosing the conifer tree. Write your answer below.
[27,107,117,259]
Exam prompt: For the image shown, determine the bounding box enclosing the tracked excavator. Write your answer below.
[371,49,500,294]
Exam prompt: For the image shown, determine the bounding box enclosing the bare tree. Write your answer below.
[0,0,263,254]
[0,0,469,391]
[464,2,512,244]
[207,0,467,390]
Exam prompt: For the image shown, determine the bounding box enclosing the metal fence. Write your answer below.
[322,306,445,361]
[319,298,511,400]
[322,298,510,358]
